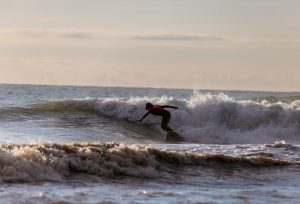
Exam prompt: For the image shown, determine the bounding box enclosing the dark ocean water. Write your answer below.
[0,84,300,204]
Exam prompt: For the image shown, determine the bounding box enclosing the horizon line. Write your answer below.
[0,82,299,94]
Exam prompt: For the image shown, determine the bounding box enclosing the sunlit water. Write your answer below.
[0,84,300,204]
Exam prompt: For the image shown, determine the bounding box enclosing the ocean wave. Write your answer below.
[31,91,300,144]
[0,142,296,183]
[252,95,300,104]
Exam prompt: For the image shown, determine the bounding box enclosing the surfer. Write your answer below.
[137,102,178,132]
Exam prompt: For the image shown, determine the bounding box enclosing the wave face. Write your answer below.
[0,142,296,183]
[33,91,300,144]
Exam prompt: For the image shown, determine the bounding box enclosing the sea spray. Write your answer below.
[32,91,300,144]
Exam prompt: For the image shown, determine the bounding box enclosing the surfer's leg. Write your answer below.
[161,113,173,132]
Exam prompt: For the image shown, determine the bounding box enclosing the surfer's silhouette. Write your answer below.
[137,103,178,132]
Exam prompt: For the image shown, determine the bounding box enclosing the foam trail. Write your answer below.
[0,142,296,183]
[33,91,300,144]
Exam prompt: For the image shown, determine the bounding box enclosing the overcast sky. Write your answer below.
[0,0,299,91]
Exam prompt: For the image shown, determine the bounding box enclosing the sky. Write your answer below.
[0,0,300,91]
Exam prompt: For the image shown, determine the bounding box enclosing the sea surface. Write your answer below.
[0,84,300,204]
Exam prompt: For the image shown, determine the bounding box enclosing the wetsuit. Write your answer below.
[148,106,173,132]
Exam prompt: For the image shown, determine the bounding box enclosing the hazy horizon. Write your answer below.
[1,0,300,92]
[2,82,300,94]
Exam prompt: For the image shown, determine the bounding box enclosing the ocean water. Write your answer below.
[0,84,300,204]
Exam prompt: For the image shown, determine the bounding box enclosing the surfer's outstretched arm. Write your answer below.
[159,105,178,109]
[137,111,150,123]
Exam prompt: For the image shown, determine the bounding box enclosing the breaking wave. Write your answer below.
[0,142,297,183]
[32,91,300,144]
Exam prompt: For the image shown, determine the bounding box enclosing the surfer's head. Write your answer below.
[145,102,153,110]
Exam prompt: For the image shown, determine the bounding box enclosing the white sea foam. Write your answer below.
[35,91,300,144]
[0,142,295,183]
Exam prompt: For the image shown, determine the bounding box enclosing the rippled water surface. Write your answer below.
[0,84,299,203]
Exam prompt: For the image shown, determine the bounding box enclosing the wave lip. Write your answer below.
[0,142,297,183]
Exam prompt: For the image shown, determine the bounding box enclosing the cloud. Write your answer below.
[1,28,299,45]
[132,34,227,42]
[132,34,300,45]
[60,32,95,39]
[0,28,95,39]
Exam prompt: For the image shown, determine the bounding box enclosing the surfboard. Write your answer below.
[166,131,184,142]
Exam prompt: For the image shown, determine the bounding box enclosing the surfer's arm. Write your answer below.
[159,105,178,109]
[137,112,150,122]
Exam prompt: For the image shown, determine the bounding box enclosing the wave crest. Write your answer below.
[33,91,300,144]
[0,142,296,183]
